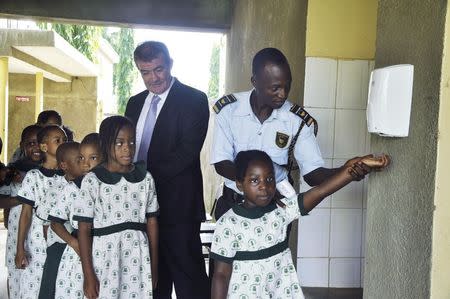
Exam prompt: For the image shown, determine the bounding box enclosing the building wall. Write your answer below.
[431,3,450,298]
[306,0,378,59]
[297,0,378,288]
[8,74,97,158]
[225,0,307,103]
[364,1,446,298]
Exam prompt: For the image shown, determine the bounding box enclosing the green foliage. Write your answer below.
[103,28,136,114]
[37,22,102,62]
[208,42,220,100]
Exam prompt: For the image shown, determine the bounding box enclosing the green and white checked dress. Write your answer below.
[211,195,307,299]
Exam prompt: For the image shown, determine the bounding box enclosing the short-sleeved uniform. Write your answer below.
[1,161,39,298]
[210,195,308,298]
[38,177,76,299]
[48,178,84,299]
[73,162,159,299]
[211,90,324,194]
[1,182,23,298]
[17,167,65,299]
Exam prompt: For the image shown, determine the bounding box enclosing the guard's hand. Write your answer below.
[345,155,373,181]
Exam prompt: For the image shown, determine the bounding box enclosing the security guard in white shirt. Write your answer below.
[211,48,370,219]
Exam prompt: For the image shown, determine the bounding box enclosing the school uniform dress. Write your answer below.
[17,167,65,299]
[211,90,323,219]
[73,162,159,299]
[1,160,39,298]
[48,178,84,299]
[210,195,309,299]
[1,182,22,298]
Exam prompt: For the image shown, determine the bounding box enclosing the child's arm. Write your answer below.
[78,222,99,299]
[303,154,390,213]
[211,261,232,299]
[0,195,20,209]
[15,204,32,269]
[50,221,79,255]
[146,217,159,290]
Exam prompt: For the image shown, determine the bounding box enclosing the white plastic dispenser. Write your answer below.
[367,64,414,137]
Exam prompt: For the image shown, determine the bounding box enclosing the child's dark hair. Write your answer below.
[62,125,74,142]
[21,125,42,142]
[99,116,135,161]
[37,110,62,126]
[235,150,274,182]
[37,125,66,145]
[56,142,80,164]
[81,133,100,146]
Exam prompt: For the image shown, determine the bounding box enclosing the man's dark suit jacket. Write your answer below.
[125,79,209,225]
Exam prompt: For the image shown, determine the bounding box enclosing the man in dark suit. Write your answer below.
[125,41,210,299]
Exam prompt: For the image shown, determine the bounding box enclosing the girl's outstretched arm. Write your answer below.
[15,204,32,268]
[78,221,99,299]
[147,217,159,290]
[211,260,232,299]
[303,154,390,213]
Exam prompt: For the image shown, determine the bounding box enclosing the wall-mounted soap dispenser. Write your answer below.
[367,64,414,137]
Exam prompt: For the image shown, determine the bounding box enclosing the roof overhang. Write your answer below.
[0,29,98,82]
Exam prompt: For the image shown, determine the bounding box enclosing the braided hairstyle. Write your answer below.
[98,116,135,163]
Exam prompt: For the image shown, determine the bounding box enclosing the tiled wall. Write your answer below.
[297,57,374,288]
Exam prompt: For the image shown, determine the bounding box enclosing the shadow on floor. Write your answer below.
[303,287,363,299]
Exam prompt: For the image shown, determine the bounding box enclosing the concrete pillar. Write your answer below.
[35,72,43,121]
[0,57,8,163]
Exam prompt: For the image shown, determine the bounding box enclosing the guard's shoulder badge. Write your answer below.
[289,104,315,127]
[212,94,237,114]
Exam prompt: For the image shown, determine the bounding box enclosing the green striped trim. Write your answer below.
[298,193,309,216]
[210,252,234,264]
[145,210,160,218]
[17,195,34,207]
[234,238,289,261]
[73,215,93,223]
[92,222,146,236]
[48,215,67,224]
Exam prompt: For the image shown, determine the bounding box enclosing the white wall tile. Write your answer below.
[369,60,375,74]
[362,178,368,209]
[330,159,363,208]
[361,258,365,287]
[298,208,330,258]
[362,209,367,257]
[300,159,332,208]
[306,108,335,159]
[304,57,337,108]
[329,258,361,287]
[330,209,362,257]
[336,60,370,110]
[297,258,329,287]
[334,109,367,158]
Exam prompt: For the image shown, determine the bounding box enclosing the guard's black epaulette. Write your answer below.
[289,104,315,127]
[212,94,237,114]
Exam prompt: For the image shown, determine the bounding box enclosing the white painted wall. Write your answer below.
[297,57,374,288]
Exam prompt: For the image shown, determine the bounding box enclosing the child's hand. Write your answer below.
[360,154,391,170]
[15,249,28,269]
[84,274,99,299]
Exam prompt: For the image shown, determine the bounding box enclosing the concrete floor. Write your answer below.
[303,287,363,299]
